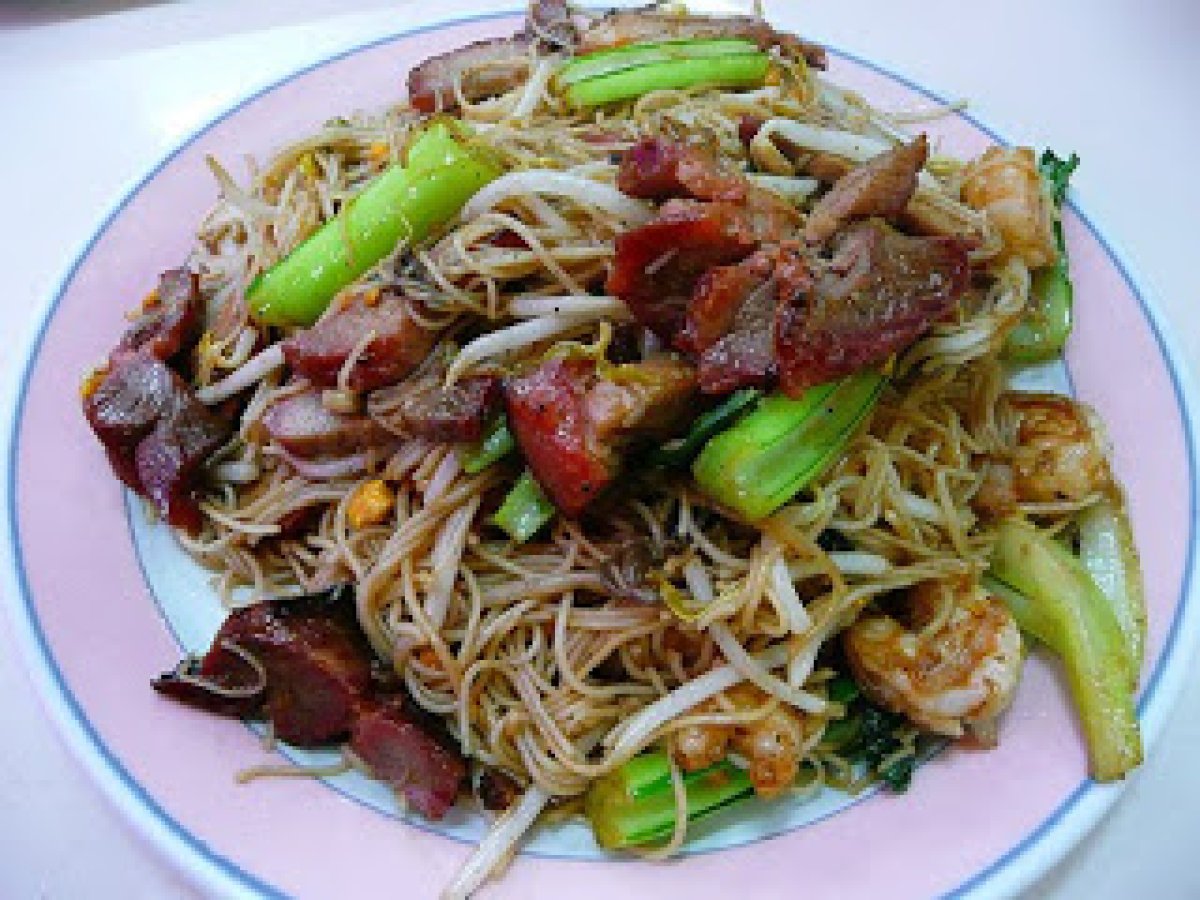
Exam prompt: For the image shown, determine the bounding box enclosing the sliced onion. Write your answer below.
[211,460,261,484]
[898,490,943,523]
[277,448,366,480]
[682,558,716,606]
[440,785,551,900]
[828,551,890,576]
[662,558,719,623]
[507,294,628,320]
[753,120,938,190]
[787,638,820,689]
[385,438,434,481]
[605,643,791,762]
[769,555,810,633]
[226,326,258,368]
[445,315,592,383]
[709,623,827,715]
[197,344,285,405]
[423,450,461,506]
[425,497,479,631]
[510,57,557,120]
[463,170,654,227]
[748,173,820,203]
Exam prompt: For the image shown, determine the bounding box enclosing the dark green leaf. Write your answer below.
[647,388,762,469]
[1038,149,1080,207]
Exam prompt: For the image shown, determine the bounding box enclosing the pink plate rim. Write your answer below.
[3,8,1199,899]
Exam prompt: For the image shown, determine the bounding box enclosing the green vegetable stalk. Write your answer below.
[647,388,762,469]
[557,38,761,87]
[461,416,516,474]
[492,470,556,543]
[1004,149,1080,362]
[584,750,752,850]
[693,371,884,520]
[987,517,1143,781]
[248,122,501,326]
[557,38,769,109]
[1077,497,1147,688]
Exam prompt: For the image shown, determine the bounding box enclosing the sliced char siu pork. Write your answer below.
[606,201,763,341]
[153,592,467,820]
[608,138,796,341]
[83,351,230,533]
[617,137,748,203]
[350,694,468,820]
[153,593,372,745]
[803,135,929,244]
[367,349,504,444]
[776,219,970,392]
[607,136,969,399]
[505,356,696,517]
[684,245,812,395]
[281,290,439,393]
[262,390,393,459]
[577,7,827,69]
[406,0,578,112]
[117,268,203,363]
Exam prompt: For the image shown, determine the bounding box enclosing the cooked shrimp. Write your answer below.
[843,578,1023,739]
[961,146,1057,268]
[669,685,806,798]
[730,705,805,798]
[971,457,1020,519]
[974,393,1113,516]
[1007,393,1112,503]
[671,709,733,772]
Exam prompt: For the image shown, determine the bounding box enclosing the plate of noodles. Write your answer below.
[5,2,1199,898]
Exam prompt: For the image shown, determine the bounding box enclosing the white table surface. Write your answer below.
[2,1,1199,897]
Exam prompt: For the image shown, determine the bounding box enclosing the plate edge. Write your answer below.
[2,13,1198,900]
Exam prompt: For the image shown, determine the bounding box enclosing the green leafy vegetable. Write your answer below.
[584,750,753,850]
[818,717,860,749]
[248,122,501,326]
[855,707,918,791]
[826,674,861,705]
[492,470,556,543]
[1003,149,1080,362]
[461,416,516,474]
[558,39,769,109]
[692,371,884,520]
[1040,149,1081,206]
[987,516,1143,781]
[820,686,924,793]
[646,388,762,469]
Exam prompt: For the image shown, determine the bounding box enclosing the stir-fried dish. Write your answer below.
[81,3,1146,896]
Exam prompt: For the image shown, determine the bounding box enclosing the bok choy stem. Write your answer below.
[493,470,556,543]
[987,516,1143,781]
[462,416,516,474]
[248,122,501,326]
[557,39,769,109]
[1077,497,1147,687]
[1004,149,1080,362]
[584,750,752,850]
[692,371,884,520]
